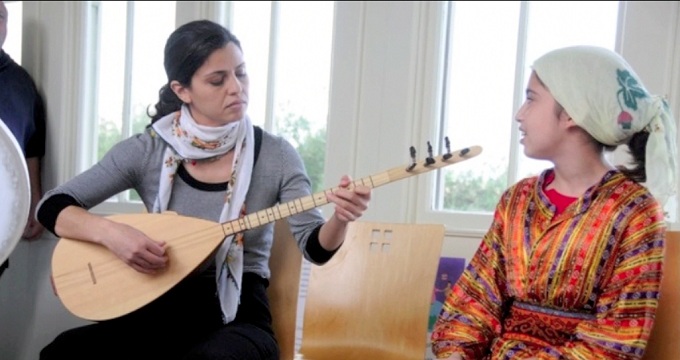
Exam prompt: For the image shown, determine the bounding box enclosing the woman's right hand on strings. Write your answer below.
[445,354,463,360]
[101,222,168,274]
[54,206,168,274]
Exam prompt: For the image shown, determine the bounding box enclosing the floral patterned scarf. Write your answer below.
[151,104,254,324]
[532,46,677,206]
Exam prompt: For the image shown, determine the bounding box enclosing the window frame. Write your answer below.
[412,1,680,236]
[86,0,172,215]
[20,1,680,229]
[86,1,335,216]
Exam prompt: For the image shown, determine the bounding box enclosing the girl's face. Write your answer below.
[515,72,570,160]
[172,42,249,127]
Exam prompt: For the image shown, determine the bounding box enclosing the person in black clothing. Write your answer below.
[0,0,47,278]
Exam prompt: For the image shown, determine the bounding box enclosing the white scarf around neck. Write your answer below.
[151,104,254,323]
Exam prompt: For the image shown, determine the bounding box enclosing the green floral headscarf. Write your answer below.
[533,45,677,207]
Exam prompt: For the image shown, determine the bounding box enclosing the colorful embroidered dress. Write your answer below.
[431,169,665,359]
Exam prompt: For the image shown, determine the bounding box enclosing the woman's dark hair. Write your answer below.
[616,130,648,183]
[148,20,242,123]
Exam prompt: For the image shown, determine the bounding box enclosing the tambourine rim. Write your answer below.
[0,119,30,265]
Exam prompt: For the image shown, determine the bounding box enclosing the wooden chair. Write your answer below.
[268,220,303,360]
[642,230,680,359]
[296,221,445,360]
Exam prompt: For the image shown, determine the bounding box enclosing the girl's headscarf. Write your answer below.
[532,45,677,207]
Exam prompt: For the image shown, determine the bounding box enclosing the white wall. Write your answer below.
[0,3,93,359]
[0,2,678,359]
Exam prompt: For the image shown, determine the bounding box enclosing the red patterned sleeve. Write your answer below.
[431,193,510,359]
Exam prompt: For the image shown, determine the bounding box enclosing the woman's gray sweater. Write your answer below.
[37,127,328,280]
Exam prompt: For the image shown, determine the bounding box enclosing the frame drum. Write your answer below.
[0,119,30,265]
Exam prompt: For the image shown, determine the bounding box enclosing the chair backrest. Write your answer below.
[268,220,302,360]
[297,221,445,360]
[642,230,680,360]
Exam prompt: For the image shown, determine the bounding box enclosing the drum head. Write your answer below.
[0,119,30,265]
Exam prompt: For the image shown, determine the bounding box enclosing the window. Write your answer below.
[429,1,620,231]
[230,1,334,192]
[4,0,22,64]
[86,1,334,212]
[85,1,176,205]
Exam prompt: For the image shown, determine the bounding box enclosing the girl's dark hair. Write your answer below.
[616,130,648,183]
[554,101,617,151]
[148,20,242,123]
[575,108,646,182]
